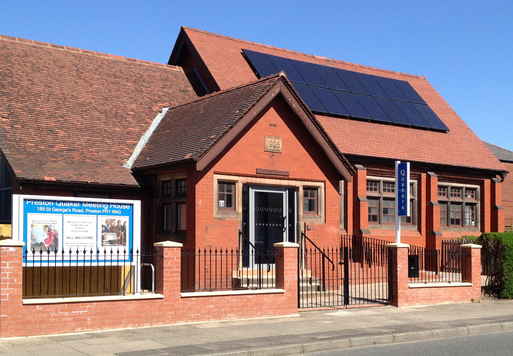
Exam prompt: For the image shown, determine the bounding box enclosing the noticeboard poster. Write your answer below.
[12,195,141,263]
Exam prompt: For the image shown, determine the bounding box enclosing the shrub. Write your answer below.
[477,233,513,298]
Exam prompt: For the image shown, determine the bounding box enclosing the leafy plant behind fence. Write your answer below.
[476,233,513,298]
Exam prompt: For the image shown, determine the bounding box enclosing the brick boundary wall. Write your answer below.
[387,243,482,307]
[0,240,483,337]
[0,240,299,337]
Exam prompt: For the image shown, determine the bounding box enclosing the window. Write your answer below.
[163,203,173,231]
[177,203,187,231]
[367,178,416,227]
[440,202,448,226]
[218,182,235,211]
[303,188,318,215]
[159,177,187,233]
[438,184,479,229]
[368,198,379,223]
[176,179,187,196]
[162,180,173,197]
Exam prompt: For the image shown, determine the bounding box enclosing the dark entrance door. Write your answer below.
[241,186,296,265]
[252,189,286,258]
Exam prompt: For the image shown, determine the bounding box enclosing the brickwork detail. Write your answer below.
[388,243,482,307]
[0,241,299,337]
[0,240,483,337]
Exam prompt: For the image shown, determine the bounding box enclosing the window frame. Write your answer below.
[366,176,417,228]
[217,181,236,212]
[303,187,319,216]
[438,183,479,230]
[158,176,187,234]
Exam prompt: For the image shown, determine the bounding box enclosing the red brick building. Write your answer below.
[161,27,506,251]
[0,28,507,253]
[485,142,513,230]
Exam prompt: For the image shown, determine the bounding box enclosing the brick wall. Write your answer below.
[0,240,299,338]
[0,239,484,337]
[388,243,482,307]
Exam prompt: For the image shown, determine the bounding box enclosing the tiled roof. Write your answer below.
[484,142,513,164]
[133,75,286,169]
[0,34,197,186]
[174,27,505,173]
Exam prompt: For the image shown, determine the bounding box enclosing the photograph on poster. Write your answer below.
[99,217,129,248]
[28,213,61,253]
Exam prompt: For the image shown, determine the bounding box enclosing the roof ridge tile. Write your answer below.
[183,27,424,80]
[171,73,282,110]
[0,33,183,71]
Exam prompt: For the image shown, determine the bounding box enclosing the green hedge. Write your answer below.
[476,233,513,298]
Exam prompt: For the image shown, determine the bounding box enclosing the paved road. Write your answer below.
[305,329,513,356]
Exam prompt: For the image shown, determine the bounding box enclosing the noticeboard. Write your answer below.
[12,195,141,264]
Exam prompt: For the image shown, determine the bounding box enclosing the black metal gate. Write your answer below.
[299,234,392,309]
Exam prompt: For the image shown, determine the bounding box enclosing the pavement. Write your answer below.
[1,298,513,356]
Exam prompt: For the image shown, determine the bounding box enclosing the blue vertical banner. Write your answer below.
[396,162,410,216]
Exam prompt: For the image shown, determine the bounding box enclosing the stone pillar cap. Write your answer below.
[154,241,183,248]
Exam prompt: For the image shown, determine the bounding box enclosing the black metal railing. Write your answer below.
[23,248,159,299]
[300,232,334,291]
[408,245,462,283]
[299,235,391,309]
[340,235,390,267]
[181,248,277,292]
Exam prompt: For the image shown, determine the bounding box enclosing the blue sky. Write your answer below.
[2,1,512,151]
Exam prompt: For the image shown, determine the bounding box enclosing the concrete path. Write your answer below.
[1,299,513,355]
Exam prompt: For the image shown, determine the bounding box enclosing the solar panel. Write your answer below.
[395,101,431,128]
[293,83,327,113]
[355,94,390,123]
[374,76,407,101]
[270,56,305,83]
[413,104,449,131]
[333,68,369,95]
[375,97,410,126]
[243,50,278,77]
[312,64,349,91]
[291,61,326,87]
[311,86,350,117]
[354,73,387,98]
[393,80,426,104]
[332,91,370,119]
[242,49,449,132]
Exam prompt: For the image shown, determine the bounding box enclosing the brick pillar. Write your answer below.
[386,243,409,307]
[426,172,442,250]
[154,241,182,298]
[460,243,482,300]
[0,240,25,337]
[491,178,504,232]
[274,242,299,307]
[354,165,369,235]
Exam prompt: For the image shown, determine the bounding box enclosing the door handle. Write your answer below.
[282,216,287,232]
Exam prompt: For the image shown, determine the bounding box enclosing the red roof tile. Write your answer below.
[174,27,505,173]
[0,34,197,186]
[133,74,355,180]
[133,76,281,169]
